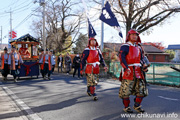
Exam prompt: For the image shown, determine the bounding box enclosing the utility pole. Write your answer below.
[6,8,13,48]
[40,0,46,52]
[100,0,104,51]
[10,8,12,43]
[1,26,2,45]
[34,0,46,51]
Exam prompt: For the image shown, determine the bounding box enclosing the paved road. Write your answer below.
[1,73,180,120]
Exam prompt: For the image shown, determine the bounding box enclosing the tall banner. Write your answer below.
[99,1,123,38]
[81,0,97,38]
[88,19,97,38]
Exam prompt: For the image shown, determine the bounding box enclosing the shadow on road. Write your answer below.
[31,95,91,113]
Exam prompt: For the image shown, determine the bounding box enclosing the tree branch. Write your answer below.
[118,0,128,20]
[132,0,162,20]
[137,10,174,33]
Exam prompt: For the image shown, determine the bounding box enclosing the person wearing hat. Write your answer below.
[8,46,23,82]
[39,48,44,78]
[119,29,148,113]
[1,47,10,81]
[39,49,55,80]
[80,37,107,101]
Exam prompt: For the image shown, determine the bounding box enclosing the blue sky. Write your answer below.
[0,0,180,48]
[0,0,39,44]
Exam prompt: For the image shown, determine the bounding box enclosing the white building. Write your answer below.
[167,44,180,62]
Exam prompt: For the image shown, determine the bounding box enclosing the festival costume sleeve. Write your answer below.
[81,49,89,70]
[119,45,129,70]
[39,55,44,64]
[144,56,150,65]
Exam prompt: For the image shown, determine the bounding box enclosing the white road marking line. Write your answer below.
[2,86,42,120]
[158,96,179,101]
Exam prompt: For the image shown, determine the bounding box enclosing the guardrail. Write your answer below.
[109,62,180,86]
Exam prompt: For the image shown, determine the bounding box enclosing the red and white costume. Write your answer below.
[118,29,148,113]
[81,38,106,101]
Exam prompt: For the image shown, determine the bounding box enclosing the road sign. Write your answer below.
[8,30,17,49]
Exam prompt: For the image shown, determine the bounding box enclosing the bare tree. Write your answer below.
[92,0,180,35]
[30,19,43,46]
[31,0,84,52]
[72,33,88,54]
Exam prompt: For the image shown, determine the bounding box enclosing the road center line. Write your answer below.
[2,85,42,120]
[158,96,179,101]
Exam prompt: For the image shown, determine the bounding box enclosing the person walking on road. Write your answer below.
[65,53,71,75]
[8,46,23,82]
[119,29,148,113]
[39,49,55,80]
[81,37,107,101]
[50,50,55,74]
[72,54,81,78]
[57,54,63,73]
[1,47,10,81]
[39,48,44,78]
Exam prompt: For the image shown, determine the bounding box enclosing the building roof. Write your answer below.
[142,45,164,53]
[167,45,180,50]
[104,43,121,52]
[104,43,164,53]
[10,34,39,43]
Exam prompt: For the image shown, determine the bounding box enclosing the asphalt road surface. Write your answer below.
[1,73,180,120]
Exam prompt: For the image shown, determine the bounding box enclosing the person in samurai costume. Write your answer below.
[119,29,148,113]
[39,49,55,80]
[81,37,107,101]
[8,46,23,82]
[39,48,44,78]
[1,47,10,81]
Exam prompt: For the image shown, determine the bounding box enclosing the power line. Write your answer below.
[1,6,40,40]
[0,0,30,11]
[12,1,33,12]
[0,1,18,11]
[0,4,34,18]
[13,13,33,29]
[13,0,52,29]
[0,1,33,15]
[12,5,41,29]
[0,14,9,18]
[14,4,35,14]
[2,0,51,40]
